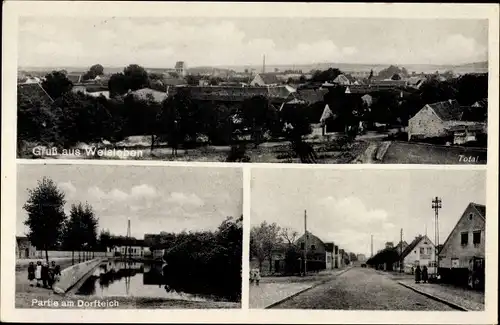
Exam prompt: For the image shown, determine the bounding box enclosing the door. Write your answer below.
[25,248,29,258]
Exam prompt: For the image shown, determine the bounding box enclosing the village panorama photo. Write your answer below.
[15,164,243,309]
[17,16,488,164]
[249,168,486,310]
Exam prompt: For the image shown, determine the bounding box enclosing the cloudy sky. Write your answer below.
[17,165,242,238]
[251,169,486,257]
[18,17,488,68]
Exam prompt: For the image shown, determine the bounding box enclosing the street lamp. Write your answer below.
[432,197,442,275]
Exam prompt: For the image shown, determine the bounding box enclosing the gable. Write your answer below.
[410,104,443,123]
[440,203,486,255]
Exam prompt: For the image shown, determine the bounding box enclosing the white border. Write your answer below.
[2,1,499,324]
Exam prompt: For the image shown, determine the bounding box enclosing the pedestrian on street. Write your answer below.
[27,262,35,286]
[35,261,43,287]
[249,270,255,285]
[422,266,429,283]
[415,265,421,284]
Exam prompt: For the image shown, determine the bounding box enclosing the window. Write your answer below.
[429,261,436,267]
[311,245,316,250]
[427,248,432,254]
[300,243,305,249]
[469,213,473,221]
[473,231,481,245]
[420,247,425,254]
[461,232,469,245]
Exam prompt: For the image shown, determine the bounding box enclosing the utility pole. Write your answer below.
[262,54,266,74]
[127,218,131,261]
[304,209,308,276]
[400,228,403,273]
[370,235,373,258]
[432,197,442,275]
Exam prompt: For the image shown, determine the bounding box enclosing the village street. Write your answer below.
[270,267,456,310]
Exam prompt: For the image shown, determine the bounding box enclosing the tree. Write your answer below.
[23,177,67,264]
[53,92,116,147]
[98,229,112,252]
[241,95,278,147]
[378,65,408,80]
[186,75,201,86]
[42,71,73,99]
[156,88,200,152]
[281,228,298,246]
[81,203,99,258]
[108,73,129,97]
[123,64,149,91]
[250,222,282,273]
[311,68,343,83]
[83,64,105,80]
[17,85,61,153]
[299,75,306,83]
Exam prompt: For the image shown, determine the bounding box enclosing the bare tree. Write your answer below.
[281,228,298,246]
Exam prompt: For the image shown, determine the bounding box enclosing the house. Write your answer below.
[250,73,280,86]
[17,83,54,106]
[332,74,352,86]
[324,242,337,270]
[72,85,110,99]
[16,236,37,259]
[399,235,436,274]
[438,203,485,288]
[128,88,168,103]
[407,76,426,89]
[295,231,327,272]
[107,238,145,257]
[408,99,486,143]
[357,254,367,263]
[67,74,82,84]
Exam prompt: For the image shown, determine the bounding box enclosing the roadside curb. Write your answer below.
[264,267,353,309]
[397,281,468,311]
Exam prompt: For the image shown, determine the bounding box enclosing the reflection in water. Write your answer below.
[75,260,219,302]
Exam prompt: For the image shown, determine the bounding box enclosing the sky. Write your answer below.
[251,169,486,257]
[17,165,242,239]
[18,17,488,68]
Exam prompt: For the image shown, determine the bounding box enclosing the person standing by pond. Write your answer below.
[35,261,42,287]
[50,261,61,288]
[28,262,35,286]
[41,262,49,288]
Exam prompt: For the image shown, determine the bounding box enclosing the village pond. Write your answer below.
[75,260,232,303]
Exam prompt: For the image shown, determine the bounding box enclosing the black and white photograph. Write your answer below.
[249,168,486,310]
[17,16,489,164]
[15,164,243,309]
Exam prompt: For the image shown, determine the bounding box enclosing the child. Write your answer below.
[254,268,261,286]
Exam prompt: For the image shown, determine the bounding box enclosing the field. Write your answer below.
[382,141,487,164]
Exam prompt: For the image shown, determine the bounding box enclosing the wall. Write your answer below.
[439,204,485,269]
[28,250,112,259]
[53,258,104,294]
[408,105,447,140]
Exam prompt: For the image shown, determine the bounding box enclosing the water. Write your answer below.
[75,260,217,302]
